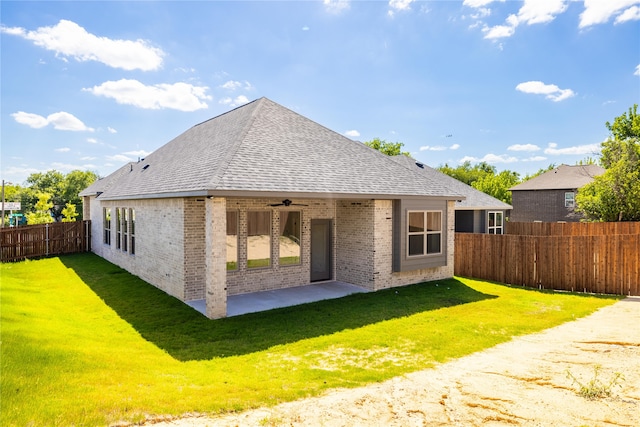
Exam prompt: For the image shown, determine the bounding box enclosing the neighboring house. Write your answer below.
[508,164,605,222]
[80,98,464,319]
[390,156,512,234]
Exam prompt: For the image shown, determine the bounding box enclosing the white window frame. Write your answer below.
[565,192,575,208]
[487,211,504,235]
[407,210,442,257]
[103,208,111,245]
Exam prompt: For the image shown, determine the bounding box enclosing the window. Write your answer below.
[226,211,238,270]
[279,211,301,265]
[407,211,442,256]
[116,208,122,250]
[565,192,575,208]
[247,211,271,268]
[103,208,111,245]
[129,209,135,255]
[122,208,128,252]
[488,211,504,235]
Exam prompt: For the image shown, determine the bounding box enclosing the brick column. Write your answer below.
[205,197,227,319]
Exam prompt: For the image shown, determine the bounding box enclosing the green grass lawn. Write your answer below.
[1,253,620,426]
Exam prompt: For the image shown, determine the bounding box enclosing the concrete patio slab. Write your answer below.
[186,281,369,317]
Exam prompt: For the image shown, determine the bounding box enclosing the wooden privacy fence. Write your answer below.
[506,221,640,236]
[1,221,91,262]
[455,232,640,296]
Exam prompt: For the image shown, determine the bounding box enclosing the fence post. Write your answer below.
[45,223,50,256]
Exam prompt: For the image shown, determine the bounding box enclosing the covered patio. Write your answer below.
[187,281,369,317]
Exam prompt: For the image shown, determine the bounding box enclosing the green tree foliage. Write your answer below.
[18,170,98,221]
[437,161,497,186]
[471,170,520,204]
[61,203,79,222]
[577,105,640,221]
[364,138,410,156]
[26,193,54,225]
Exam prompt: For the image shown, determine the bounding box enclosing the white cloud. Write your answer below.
[460,153,518,164]
[123,150,151,157]
[389,0,415,14]
[635,64,640,76]
[50,162,97,173]
[420,144,460,151]
[84,79,211,111]
[345,130,360,137]
[615,5,640,23]
[218,95,250,108]
[0,19,164,71]
[324,0,350,14]
[508,143,540,152]
[580,0,640,28]
[107,154,135,163]
[420,145,448,151]
[483,22,516,39]
[87,138,98,144]
[55,147,71,152]
[482,0,568,40]
[544,142,600,155]
[516,81,575,102]
[220,80,253,91]
[523,156,548,162]
[11,111,49,128]
[107,127,117,134]
[463,0,504,7]
[11,111,94,131]
[302,26,310,31]
[80,156,97,161]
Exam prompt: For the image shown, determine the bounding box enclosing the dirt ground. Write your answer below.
[145,297,640,427]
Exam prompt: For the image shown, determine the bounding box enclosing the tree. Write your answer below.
[61,203,79,222]
[23,170,98,221]
[26,193,54,225]
[471,170,520,204]
[576,104,640,221]
[364,138,410,156]
[437,161,497,186]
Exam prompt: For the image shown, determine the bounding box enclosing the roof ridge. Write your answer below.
[205,98,266,190]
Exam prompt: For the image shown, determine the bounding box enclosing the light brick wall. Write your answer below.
[335,200,376,289]
[184,198,206,300]
[226,197,335,295]
[337,199,455,290]
[206,197,227,319]
[87,195,456,316]
[87,196,188,300]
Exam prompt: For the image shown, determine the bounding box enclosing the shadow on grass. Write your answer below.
[61,253,496,362]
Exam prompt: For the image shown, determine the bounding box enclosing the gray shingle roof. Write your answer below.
[83,98,465,200]
[389,155,512,210]
[509,164,605,191]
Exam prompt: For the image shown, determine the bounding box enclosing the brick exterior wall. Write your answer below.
[511,190,583,222]
[87,196,456,319]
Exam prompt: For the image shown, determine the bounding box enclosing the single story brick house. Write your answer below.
[80,98,464,319]
[509,164,605,222]
[390,156,512,234]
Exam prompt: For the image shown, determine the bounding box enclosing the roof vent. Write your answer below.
[142,164,150,171]
[416,162,425,169]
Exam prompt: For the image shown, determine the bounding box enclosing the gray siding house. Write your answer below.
[80,98,464,318]
[509,164,604,222]
[390,156,512,234]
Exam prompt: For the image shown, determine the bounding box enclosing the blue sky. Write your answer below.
[1,0,639,185]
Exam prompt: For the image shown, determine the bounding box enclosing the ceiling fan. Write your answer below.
[268,199,308,207]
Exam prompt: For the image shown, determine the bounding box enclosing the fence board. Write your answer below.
[506,221,640,236]
[454,230,640,296]
[1,221,91,262]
